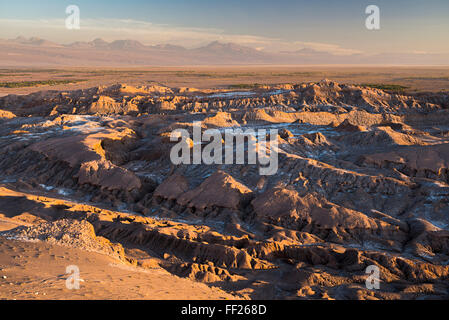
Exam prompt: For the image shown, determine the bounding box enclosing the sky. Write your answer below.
[0,0,448,56]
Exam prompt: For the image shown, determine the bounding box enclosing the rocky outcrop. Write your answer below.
[203,112,239,128]
[1,80,449,300]
[362,143,449,182]
[0,109,16,119]
[251,187,406,247]
[0,218,126,261]
[157,170,253,211]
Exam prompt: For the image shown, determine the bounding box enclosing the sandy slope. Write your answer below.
[0,238,237,300]
[0,188,237,300]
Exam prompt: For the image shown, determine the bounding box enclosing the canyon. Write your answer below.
[0,79,449,299]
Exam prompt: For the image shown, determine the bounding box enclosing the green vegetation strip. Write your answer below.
[0,79,87,88]
[399,77,449,81]
[270,72,319,77]
[0,69,59,74]
[228,83,264,89]
[359,83,410,93]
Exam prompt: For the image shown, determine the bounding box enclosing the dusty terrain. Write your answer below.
[2,37,448,68]
[1,66,449,97]
[1,74,449,300]
[0,239,236,300]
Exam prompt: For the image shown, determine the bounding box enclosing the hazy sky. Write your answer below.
[0,0,448,55]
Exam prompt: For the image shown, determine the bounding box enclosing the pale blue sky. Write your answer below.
[0,0,448,54]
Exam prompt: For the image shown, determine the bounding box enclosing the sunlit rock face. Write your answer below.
[1,81,449,300]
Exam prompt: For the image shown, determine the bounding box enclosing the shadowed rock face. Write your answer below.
[1,80,449,300]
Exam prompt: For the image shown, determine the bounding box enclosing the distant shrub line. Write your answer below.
[0,79,87,88]
[228,83,264,89]
[359,83,410,93]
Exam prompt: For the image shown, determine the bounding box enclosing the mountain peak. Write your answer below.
[109,39,145,49]
[200,41,260,54]
[91,38,109,46]
[10,36,59,47]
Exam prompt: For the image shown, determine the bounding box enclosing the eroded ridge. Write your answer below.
[1,80,449,299]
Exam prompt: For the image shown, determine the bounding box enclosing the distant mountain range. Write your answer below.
[0,36,448,67]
